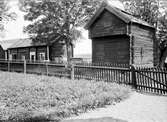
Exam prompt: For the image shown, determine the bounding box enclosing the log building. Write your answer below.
[0,38,73,62]
[85,3,159,66]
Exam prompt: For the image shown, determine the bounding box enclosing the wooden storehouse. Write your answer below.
[85,3,159,66]
[0,38,73,62]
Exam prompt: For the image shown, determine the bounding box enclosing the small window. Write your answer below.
[140,47,144,57]
[140,47,144,62]
[9,54,12,60]
[39,52,45,61]
[30,52,36,61]
[12,54,17,60]
[31,55,35,61]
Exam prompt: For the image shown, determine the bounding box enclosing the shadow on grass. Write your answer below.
[4,117,128,122]
[61,117,128,122]
[5,117,60,122]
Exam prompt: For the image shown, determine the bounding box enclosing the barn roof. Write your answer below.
[0,36,66,50]
[0,38,47,50]
[85,2,155,29]
[0,39,19,50]
[8,38,46,49]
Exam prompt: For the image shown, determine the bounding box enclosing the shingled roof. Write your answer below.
[85,2,154,29]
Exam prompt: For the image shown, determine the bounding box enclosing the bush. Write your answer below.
[0,71,131,121]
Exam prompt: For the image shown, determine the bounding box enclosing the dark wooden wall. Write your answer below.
[92,36,130,64]
[36,46,47,60]
[89,9,157,66]
[131,24,156,66]
[7,42,70,61]
[89,10,127,38]
[50,41,67,61]
[9,46,48,61]
[17,48,29,60]
[0,46,5,59]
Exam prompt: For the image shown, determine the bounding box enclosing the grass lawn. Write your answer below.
[0,71,131,122]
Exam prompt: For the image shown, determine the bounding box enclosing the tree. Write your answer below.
[158,11,167,67]
[0,0,11,31]
[120,0,167,67]
[120,0,159,26]
[19,0,101,62]
[0,0,16,37]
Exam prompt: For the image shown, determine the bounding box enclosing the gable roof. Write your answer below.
[0,39,19,50]
[85,2,155,30]
[0,38,47,50]
[8,38,46,49]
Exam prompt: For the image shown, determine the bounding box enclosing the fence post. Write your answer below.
[131,65,137,89]
[46,62,49,76]
[8,60,10,72]
[71,64,74,80]
[24,59,26,74]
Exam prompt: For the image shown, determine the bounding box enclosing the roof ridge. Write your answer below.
[85,2,154,29]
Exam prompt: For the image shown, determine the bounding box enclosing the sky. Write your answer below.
[0,0,124,57]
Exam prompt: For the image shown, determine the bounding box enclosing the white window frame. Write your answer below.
[39,52,45,61]
[30,52,36,61]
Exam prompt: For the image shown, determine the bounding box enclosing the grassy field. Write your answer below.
[0,71,131,122]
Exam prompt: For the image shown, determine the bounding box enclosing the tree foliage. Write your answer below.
[19,0,101,43]
[158,11,167,66]
[158,12,167,44]
[0,0,16,38]
[19,0,102,61]
[121,0,159,26]
[0,0,10,31]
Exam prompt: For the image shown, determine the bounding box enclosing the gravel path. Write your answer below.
[63,92,167,122]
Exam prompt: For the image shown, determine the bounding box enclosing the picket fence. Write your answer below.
[0,59,166,95]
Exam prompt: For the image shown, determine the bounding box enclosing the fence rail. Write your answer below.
[0,59,69,77]
[0,59,166,95]
[74,64,132,85]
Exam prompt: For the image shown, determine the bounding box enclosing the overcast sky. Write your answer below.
[1,0,124,56]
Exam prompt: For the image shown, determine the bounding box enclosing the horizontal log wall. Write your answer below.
[50,42,66,61]
[131,24,155,66]
[17,48,29,60]
[92,36,130,64]
[90,10,127,38]
[36,46,47,60]
[0,46,5,59]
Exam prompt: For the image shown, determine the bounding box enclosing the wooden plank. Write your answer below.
[90,10,127,38]
[161,68,166,94]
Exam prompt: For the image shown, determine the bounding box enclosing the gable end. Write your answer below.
[89,10,127,38]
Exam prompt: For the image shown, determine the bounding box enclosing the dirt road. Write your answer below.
[63,92,167,122]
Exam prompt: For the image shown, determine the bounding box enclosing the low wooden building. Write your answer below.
[0,38,73,62]
[85,3,159,66]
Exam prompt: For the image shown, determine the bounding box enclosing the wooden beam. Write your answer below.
[47,45,50,61]
[35,47,38,61]
[5,51,8,60]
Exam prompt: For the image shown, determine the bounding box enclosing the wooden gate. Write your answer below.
[133,67,167,94]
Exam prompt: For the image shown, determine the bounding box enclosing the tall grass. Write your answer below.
[0,71,131,122]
